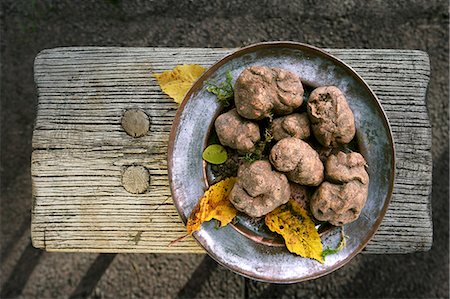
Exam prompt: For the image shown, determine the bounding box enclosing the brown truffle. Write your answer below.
[310,180,368,226]
[214,108,260,153]
[229,160,290,217]
[269,137,302,172]
[270,113,310,141]
[307,86,356,147]
[270,137,324,186]
[234,66,304,120]
[289,183,310,210]
[326,151,369,185]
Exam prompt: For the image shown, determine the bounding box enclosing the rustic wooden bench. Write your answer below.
[31,47,432,254]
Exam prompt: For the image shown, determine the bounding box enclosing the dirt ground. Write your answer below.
[1,0,448,298]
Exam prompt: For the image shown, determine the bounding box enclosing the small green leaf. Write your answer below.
[322,227,347,259]
[202,144,228,164]
[240,153,258,163]
[205,70,234,106]
[238,128,273,162]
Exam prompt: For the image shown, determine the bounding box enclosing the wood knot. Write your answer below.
[121,109,150,138]
[122,166,150,194]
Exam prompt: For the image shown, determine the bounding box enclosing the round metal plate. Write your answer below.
[168,42,395,283]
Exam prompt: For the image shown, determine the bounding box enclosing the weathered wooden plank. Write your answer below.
[31,47,432,254]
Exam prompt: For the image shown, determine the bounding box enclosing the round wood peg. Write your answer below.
[121,109,150,138]
[122,166,150,194]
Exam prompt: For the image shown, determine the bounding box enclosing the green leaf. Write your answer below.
[238,128,273,162]
[202,144,228,164]
[322,227,347,259]
[240,153,258,163]
[205,70,234,106]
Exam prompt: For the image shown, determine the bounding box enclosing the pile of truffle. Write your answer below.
[214,66,369,226]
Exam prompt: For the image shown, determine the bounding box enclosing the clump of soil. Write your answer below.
[210,149,240,182]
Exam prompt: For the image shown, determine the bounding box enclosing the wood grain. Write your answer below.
[31,47,432,254]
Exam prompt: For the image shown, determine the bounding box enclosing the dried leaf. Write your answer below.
[187,177,237,234]
[202,144,228,165]
[265,199,324,263]
[154,64,206,104]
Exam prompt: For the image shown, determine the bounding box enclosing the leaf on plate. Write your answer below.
[187,177,238,234]
[239,128,273,162]
[205,70,234,106]
[202,144,228,165]
[154,64,206,104]
[322,227,347,259]
[265,199,324,263]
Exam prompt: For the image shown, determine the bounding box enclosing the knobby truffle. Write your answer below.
[214,108,260,153]
[325,151,369,185]
[234,66,304,120]
[269,137,324,186]
[229,160,290,217]
[307,86,355,147]
[270,113,310,141]
[289,183,310,210]
[310,152,369,226]
[310,181,368,226]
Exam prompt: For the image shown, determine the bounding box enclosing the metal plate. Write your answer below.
[168,42,395,283]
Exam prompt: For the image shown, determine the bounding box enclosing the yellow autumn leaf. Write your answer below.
[154,64,206,104]
[187,177,238,234]
[265,199,324,263]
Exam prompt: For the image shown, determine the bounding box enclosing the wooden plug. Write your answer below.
[121,109,150,138]
[122,166,150,194]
